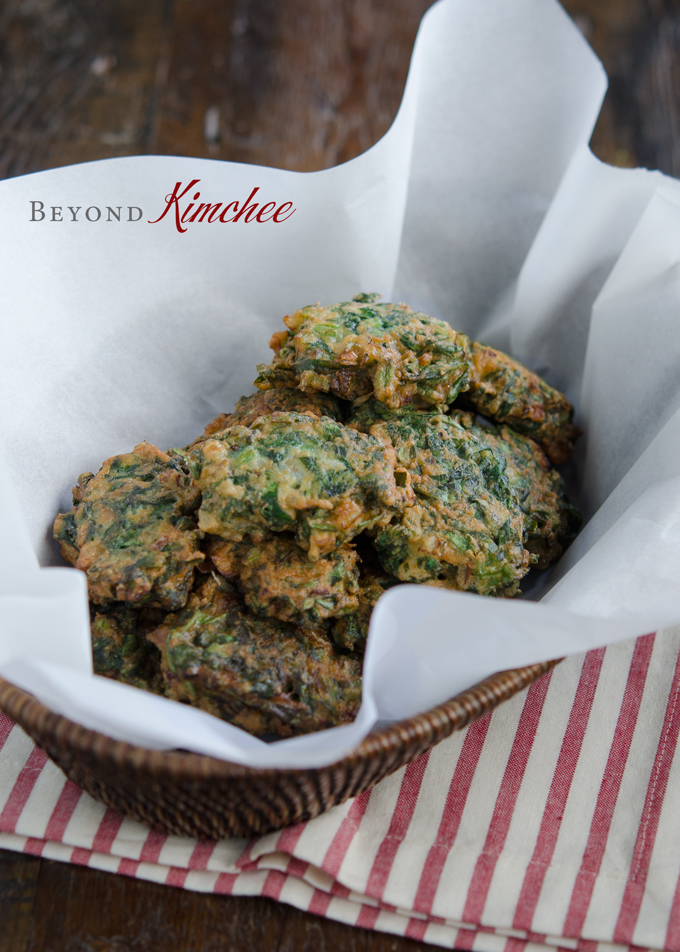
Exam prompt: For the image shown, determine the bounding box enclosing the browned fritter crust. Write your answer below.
[148,576,363,738]
[206,533,360,628]
[465,419,581,568]
[330,568,401,651]
[193,389,344,445]
[254,296,472,409]
[253,297,579,464]
[462,341,580,465]
[90,603,166,694]
[53,442,203,609]
[188,412,414,560]
[348,402,529,596]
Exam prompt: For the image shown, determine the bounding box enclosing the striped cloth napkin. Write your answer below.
[2,628,680,951]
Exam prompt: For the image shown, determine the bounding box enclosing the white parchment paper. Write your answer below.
[3,0,680,768]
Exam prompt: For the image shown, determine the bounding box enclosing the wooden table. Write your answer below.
[1,1,678,948]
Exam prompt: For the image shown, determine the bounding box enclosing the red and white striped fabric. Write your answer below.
[2,628,680,951]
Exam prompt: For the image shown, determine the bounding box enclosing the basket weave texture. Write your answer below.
[0,661,558,839]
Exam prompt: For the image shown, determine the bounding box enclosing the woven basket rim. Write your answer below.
[0,659,560,781]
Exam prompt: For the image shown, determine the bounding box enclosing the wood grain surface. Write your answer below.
[1,0,678,949]
[1,848,437,952]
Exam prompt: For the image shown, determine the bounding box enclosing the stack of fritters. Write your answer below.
[54,442,204,609]
[147,575,362,738]
[54,293,581,738]
[254,293,472,409]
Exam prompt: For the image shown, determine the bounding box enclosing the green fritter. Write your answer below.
[254,293,472,409]
[54,442,204,609]
[206,533,360,628]
[372,499,528,596]
[188,411,414,560]
[90,603,165,694]
[351,399,581,569]
[147,576,363,738]
[330,568,401,652]
[192,388,344,445]
[349,403,529,596]
[347,394,440,431]
[461,341,580,465]
[455,414,582,568]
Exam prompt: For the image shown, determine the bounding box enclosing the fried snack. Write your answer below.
[347,394,439,432]
[330,568,401,651]
[462,340,579,465]
[254,294,472,409]
[148,576,363,737]
[193,388,344,444]
[456,415,582,568]
[206,533,360,627]
[188,411,414,560]
[90,603,165,694]
[349,402,529,595]
[54,442,203,609]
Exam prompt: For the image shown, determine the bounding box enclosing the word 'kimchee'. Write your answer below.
[149,180,296,233]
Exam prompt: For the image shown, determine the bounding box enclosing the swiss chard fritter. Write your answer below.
[462,341,579,465]
[330,568,401,652]
[206,533,360,628]
[188,411,414,560]
[349,402,529,596]
[254,294,472,409]
[373,497,527,596]
[253,294,579,463]
[456,414,582,568]
[147,576,363,738]
[54,442,203,609]
[90,603,165,694]
[192,388,344,445]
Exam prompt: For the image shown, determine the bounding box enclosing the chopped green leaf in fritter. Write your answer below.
[54,442,204,609]
[329,567,402,652]
[206,532,360,628]
[147,576,363,738]
[90,602,166,694]
[254,294,472,409]
[348,402,529,596]
[191,388,344,446]
[188,411,413,560]
[455,414,581,568]
[461,341,580,465]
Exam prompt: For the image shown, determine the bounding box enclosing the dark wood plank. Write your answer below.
[0,849,40,952]
[23,855,444,952]
[562,0,645,168]
[563,0,680,175]
[152,0,437,170]
[0,0,174,179]
[3,0,680,179]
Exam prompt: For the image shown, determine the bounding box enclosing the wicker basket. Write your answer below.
[0,661,558,839]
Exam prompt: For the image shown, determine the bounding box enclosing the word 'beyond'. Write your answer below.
[30,203,142,222]
[148,181,296,234]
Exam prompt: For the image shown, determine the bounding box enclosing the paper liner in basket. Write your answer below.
[2,0,680,768]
